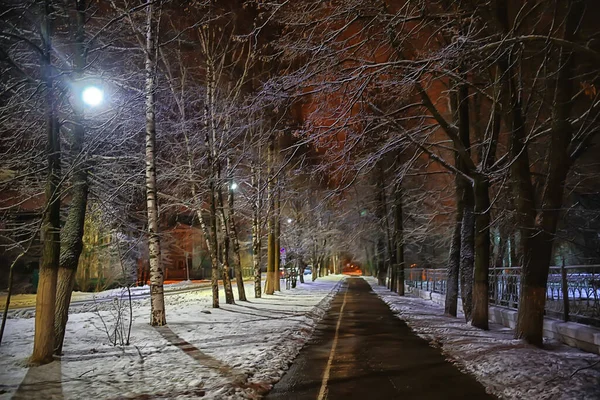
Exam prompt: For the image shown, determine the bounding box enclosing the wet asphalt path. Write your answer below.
[266,277,494,400]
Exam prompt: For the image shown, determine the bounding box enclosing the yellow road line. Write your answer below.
[317,283,349,400]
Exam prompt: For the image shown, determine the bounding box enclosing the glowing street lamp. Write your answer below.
[287,218,292,224]
[230,182,238,190]
[81,86,104,107]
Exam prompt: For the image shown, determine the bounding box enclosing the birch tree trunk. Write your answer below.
[54,0,89,355]
[251,162,262,298]
[208,187,220,308]
[31,0,61,365]
[228,175,247,301]
[202,42,220,307]
[144,0,165,326]
[215,169,235,304]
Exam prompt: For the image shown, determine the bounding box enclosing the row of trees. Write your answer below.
[261,0,600,346]
[0,0,344,365]
[1,0,599,366]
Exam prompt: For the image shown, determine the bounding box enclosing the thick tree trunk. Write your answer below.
[195,206,219,306]
[376,238,386,286]
[515,0,581,345]
[386,204,395,291]
[445,78,465,317]
[471,176,490,329]
[460,187,475,322]
[203,48,220,308]
[220,237,235,304]
[445,218,461,316]
[209,187,220,307]
[393,183,405,296]
[364,245,372,277]
[54,0,89,355]
[376,165,388,286]
[456,80,474,323]
[216,184,235,304]
[264,137,276,294]
[144,0,165,326]
[445,169,463,316]
[31,0,60,365]
[54,170,87,353]
[265,217,276,294]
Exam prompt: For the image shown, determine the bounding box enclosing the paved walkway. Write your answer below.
[266,277,495,400]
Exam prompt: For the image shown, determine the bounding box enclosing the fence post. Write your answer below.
[493,267,499,305]
[561,259,569,322]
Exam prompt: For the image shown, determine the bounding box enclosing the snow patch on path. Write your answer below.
[365,276,600,400]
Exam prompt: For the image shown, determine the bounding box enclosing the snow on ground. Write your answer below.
[2,280,208,319]
[0,275,344,399]
[364,276,600,400]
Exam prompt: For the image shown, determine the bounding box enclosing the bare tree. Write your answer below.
[144,0,166,326]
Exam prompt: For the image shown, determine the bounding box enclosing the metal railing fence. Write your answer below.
[404,265,600,327]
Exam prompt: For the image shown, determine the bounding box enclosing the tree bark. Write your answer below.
[144,0,165,326]
[54,0,89,355]
[376,165,388,286]
[216,182,235,304]
[54,166,88,353]
[203,43,220,308]
[445,163,463,316]
[208,182,220,308]
[228,179,247,301]
[265,216,276,294]
[457,81,474,323]
[459,195,475,322]
[274,186,281,292]
[264,136,276,294]
[251,163,262,298]
[471,176,490,329]
[515,0,582,346]
[31,0,61,366]
[393,183,405,296]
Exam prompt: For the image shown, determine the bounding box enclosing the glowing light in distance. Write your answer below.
[230,182,238,190]
[82,86,104,106]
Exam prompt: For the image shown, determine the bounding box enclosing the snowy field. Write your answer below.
[1,280,207,317]
[365,277,600,400]
[0,275,344,399]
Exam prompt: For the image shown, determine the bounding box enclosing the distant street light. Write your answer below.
[230,182,238,190]
[82,86,104,107]
[287,218,292,224]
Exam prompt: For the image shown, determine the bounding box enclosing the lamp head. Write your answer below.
[82,86,104,107]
